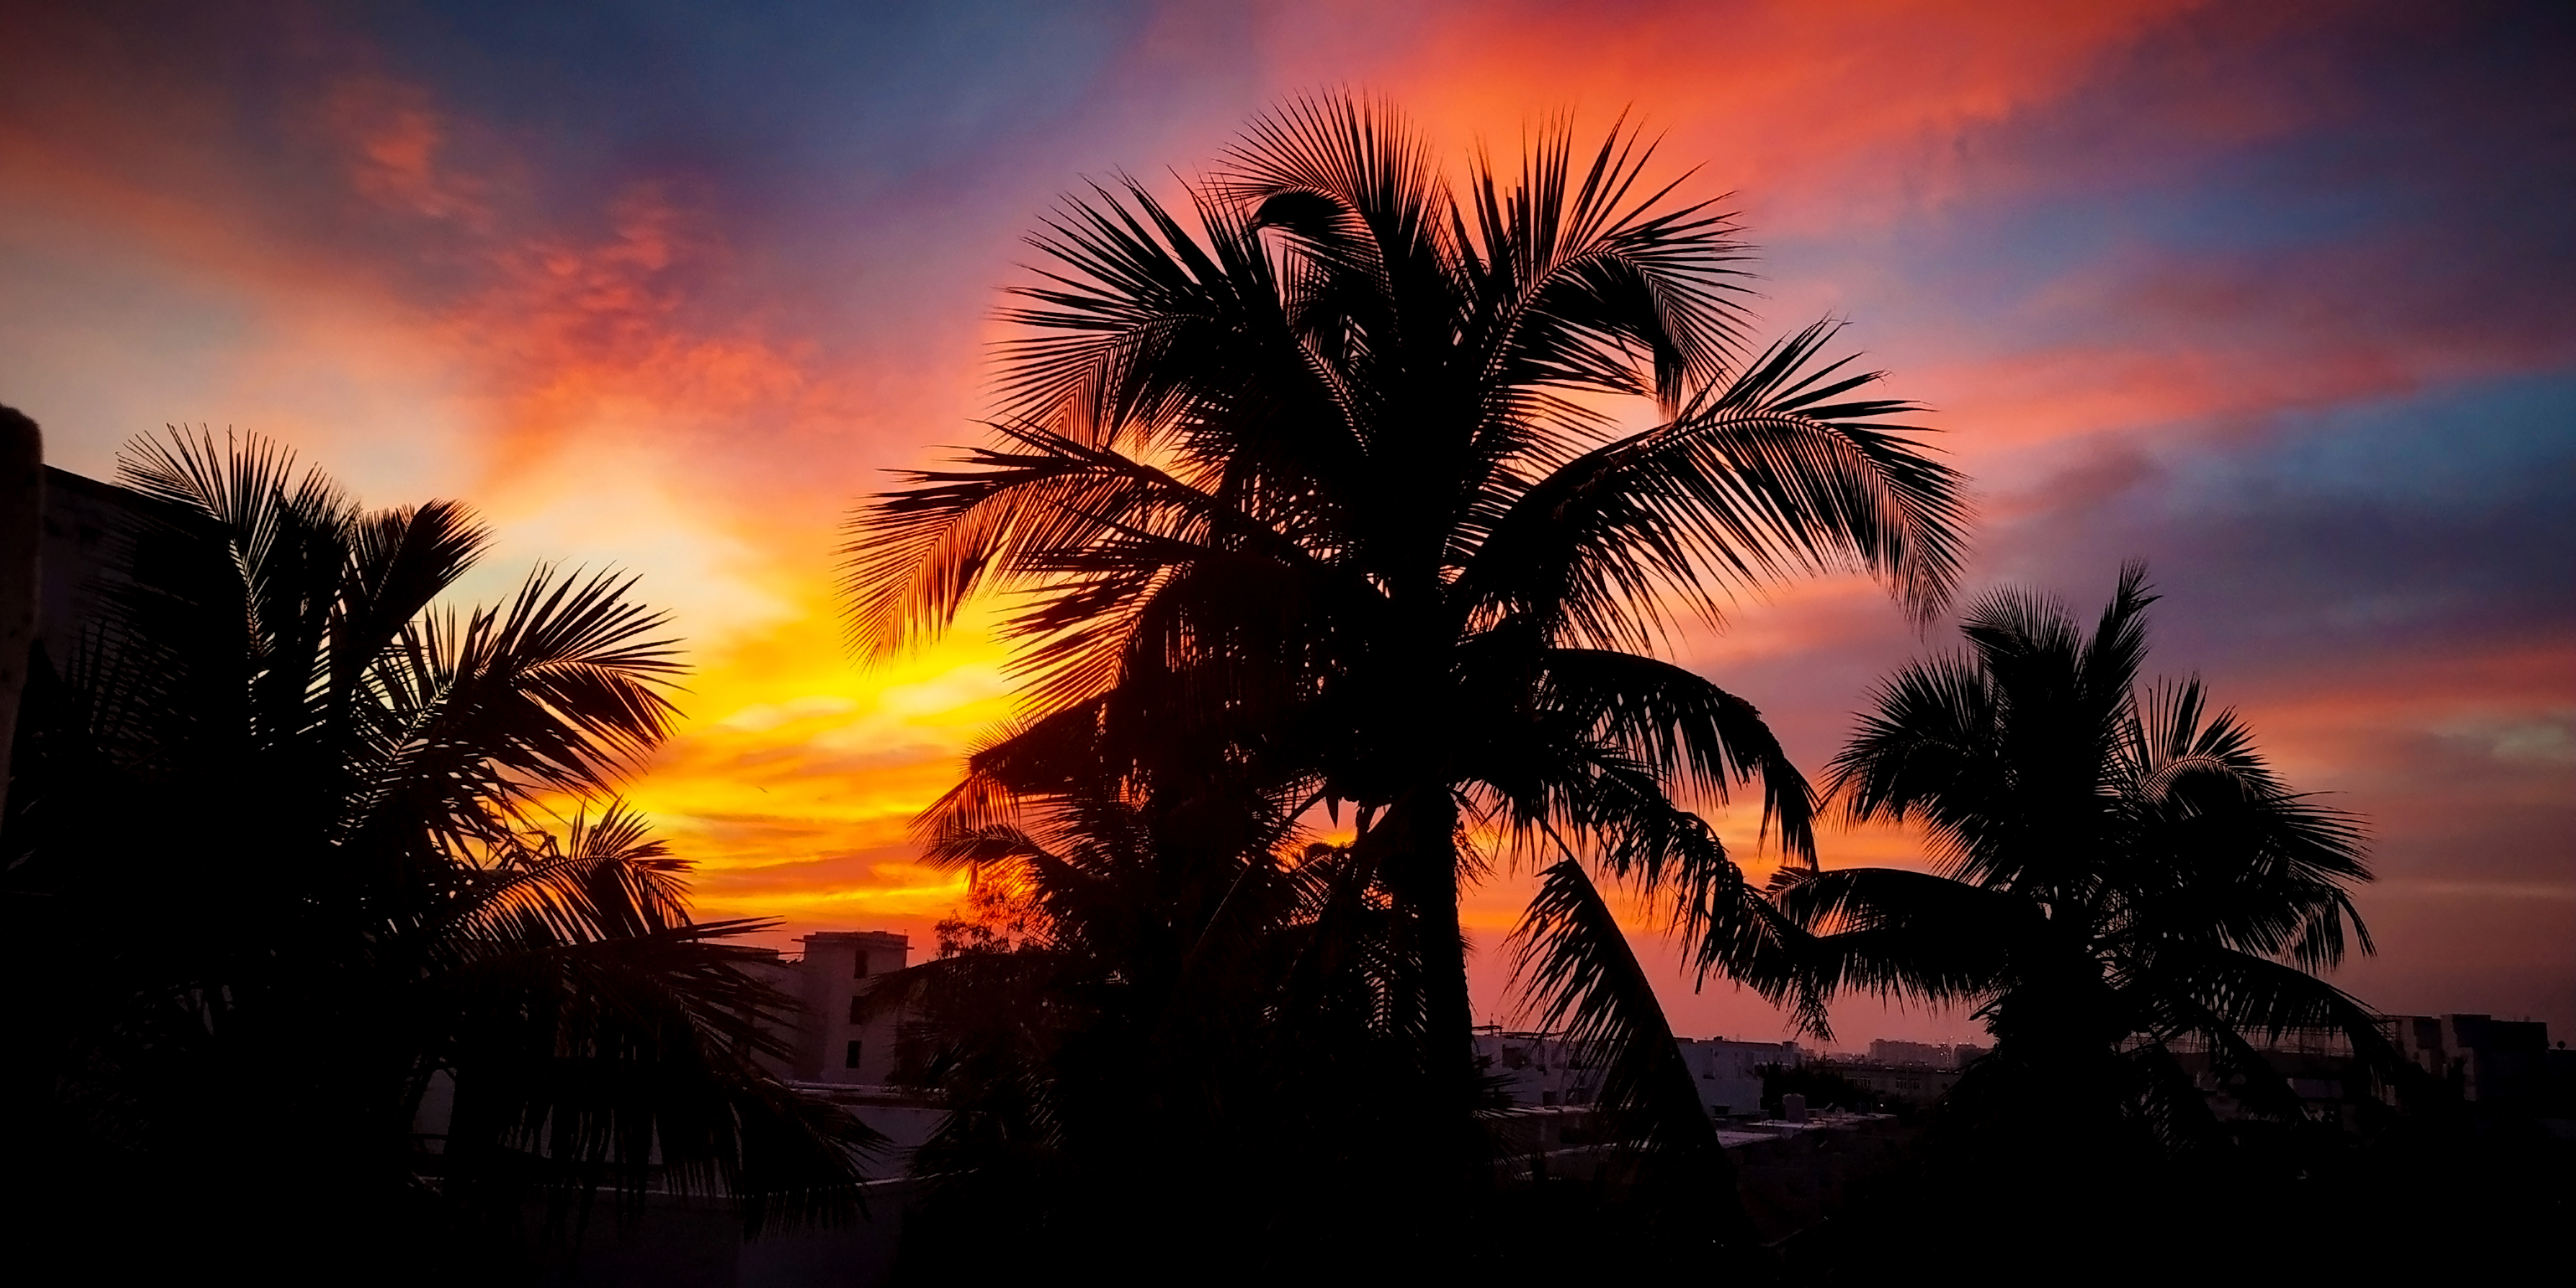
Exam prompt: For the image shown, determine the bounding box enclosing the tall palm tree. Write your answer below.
[1770,565,2398,1153]
[0,431,869,1269]
[844,96,1969,1166]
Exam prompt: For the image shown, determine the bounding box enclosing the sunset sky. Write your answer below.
[4,0,2568,1045]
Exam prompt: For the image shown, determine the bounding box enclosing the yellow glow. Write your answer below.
[612,588,1020,940]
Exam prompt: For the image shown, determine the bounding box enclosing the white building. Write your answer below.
[1475,1029,1800,1120]
[1476,1030,1594,1107]
[1676,1036,1800,1119]
[739,929,913,1086]
[739,931,949,1156]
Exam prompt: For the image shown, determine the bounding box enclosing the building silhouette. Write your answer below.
[746,930,913,1086]
[2389,1013,2559,1115]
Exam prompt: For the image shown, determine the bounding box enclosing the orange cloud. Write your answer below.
[321,75,494,227]
[1250,0,2203,222]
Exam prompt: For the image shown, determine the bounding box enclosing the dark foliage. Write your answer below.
[841,95,1969,1250]
[1774,1113,2574,1284]
[1761,565,2410,1179]
[875,771,1779,1280]
[871,777,1465,1279]
[0,431,874,1278]
[1755,1064,1893,1118]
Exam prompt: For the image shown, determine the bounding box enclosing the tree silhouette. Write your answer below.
[1768,565,2401,1159]
[0,431,871,1271]
[844,95,1968,1205]
[863,770,1448,1274]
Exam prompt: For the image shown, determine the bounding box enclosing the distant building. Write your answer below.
[1475,1030,1594,1108]
[1823,1060,1962,1106]
[1823,1039,1991,1104]
[1475,1026,1902,1241]
[2171,1018,2561,1128]
[1865,1038,1987,1069]
[1474,1030,1798,1120]
[1676,1036,1800,1119]
[740,931,914,1086]
[2387,1014,2552,1113]
[737,931,949,1157]
[2181,1043,2368,1125]
[1865,1039,1940,1067]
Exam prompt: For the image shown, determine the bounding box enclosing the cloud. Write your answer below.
[5,0,2570,1037]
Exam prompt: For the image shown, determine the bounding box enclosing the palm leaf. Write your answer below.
[1510,858,1738,1200]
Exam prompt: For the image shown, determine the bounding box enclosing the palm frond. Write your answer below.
[378,565,682,819]
[443,800,696,948]
[439,923,880,1225]
[1462,109,1751,411]
[331,500,489,712]
[1510,859,1730,1171]
[1528,646,1815,860]
[1459,323,1965,652]
[1767,867,2027,1023]
[1823,652,2000,875]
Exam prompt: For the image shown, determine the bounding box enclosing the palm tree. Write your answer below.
[0,431,870,1270]
[862,771,1439,1274]
[844,96,1969,1174]
[1768,565,2400,1156]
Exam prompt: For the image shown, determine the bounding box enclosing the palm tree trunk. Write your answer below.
[1362,781,1491,1221]
[1377,784,1475,1100]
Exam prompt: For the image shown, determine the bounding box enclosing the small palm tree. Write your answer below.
[0,431,869,1264]
[862,773,1435,1274]
[1769,565,2398,1152]
[844,97,1969,1180]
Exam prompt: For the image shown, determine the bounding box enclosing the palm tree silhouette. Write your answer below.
[1768,565,2400,1155]
[844,96,1968,1176]
[878,766,1750,1271]
[862,773,1448,1273]
[1,431,870,1265]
